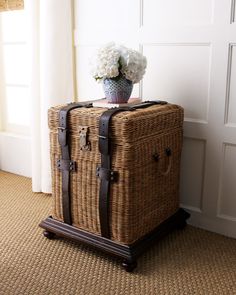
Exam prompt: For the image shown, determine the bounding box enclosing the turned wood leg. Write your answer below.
[122,260,137,272]
[43,230,56,239]
[175,208,190,230]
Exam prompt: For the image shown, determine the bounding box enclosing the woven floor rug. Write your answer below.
[0,170,236,295]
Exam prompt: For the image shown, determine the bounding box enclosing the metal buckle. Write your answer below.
[98,135,107,140]
[58,127,66,131]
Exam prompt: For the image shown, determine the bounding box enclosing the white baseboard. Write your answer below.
[183,207,236,239]
[0,132,31,177]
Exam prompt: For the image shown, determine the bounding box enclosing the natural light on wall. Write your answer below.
[0,9,29,133]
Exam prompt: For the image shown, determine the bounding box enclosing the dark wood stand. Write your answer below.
[39,208,190,272]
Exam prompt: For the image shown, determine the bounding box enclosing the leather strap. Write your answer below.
[130,100,167,109]
[58,102,92,225]
[98,107,132,238]
[98,100,167,238]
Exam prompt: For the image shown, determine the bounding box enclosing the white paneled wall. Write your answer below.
[142,44,211,121]
[74,0,236,238]
[143,0,214,26]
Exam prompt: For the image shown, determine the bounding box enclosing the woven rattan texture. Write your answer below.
[49,104,183,244]
[0,0,23,11]
[1,171,236,295]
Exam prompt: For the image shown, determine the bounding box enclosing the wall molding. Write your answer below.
[139,43,143,99]
[180,204,202,213]
[187,210,236,239]
[141,0,214,27]
[139,0,144,28]
[191,138,206,212]
[217,214,236,222]
[217,142,236,219]
[142,42,211,47]
[224,44,236,124]
[184,118,208,124]
[231,0,236,23]
[181,137,206,212]
[142,42,212,122]
[217,142,227,217]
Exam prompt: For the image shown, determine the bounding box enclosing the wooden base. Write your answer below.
[39,208,190,272]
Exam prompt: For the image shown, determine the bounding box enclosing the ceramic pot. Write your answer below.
[103,75,133,103]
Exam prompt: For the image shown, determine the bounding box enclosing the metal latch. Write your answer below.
[79,126,91,151]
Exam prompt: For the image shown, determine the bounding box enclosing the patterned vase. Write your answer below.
[103,75,133,103]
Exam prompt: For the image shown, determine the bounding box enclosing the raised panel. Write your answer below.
[226,45,236,124]
[76,46,139,101]
[75,0,139,31]
[218,144,236,219]
[143,0,213,26]
[180,138,206,211]
[142,44,211,121]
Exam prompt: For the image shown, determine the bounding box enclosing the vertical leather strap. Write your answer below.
[98,100,167,239]
[58,102,92,225]
[98,107,132,238]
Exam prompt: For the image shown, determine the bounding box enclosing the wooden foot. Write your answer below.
[43,230,56,239]
[176,220,187,230]
[122,260,137,272]
[175,208,190,230]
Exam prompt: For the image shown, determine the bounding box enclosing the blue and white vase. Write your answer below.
[103,75,133,103]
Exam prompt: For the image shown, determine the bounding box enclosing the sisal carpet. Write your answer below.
[0,171,236,295]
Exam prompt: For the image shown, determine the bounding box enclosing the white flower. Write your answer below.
[120,49,147,83]
[90,42,120,81]
[90,43,147,84]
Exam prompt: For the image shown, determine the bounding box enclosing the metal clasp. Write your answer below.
[79,126,91,151]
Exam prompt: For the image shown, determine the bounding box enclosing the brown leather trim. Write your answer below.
[98,107,135,238]
[58,102,92,225]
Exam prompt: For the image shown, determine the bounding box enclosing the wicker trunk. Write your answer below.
[48,103,183,245]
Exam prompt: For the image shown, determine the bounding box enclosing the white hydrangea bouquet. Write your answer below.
[90,42,147,103]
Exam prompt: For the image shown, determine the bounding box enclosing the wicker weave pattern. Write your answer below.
[0,0,24,11]
[49,104,183,244]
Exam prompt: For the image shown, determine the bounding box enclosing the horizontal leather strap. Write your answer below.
[131,100,167,109]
